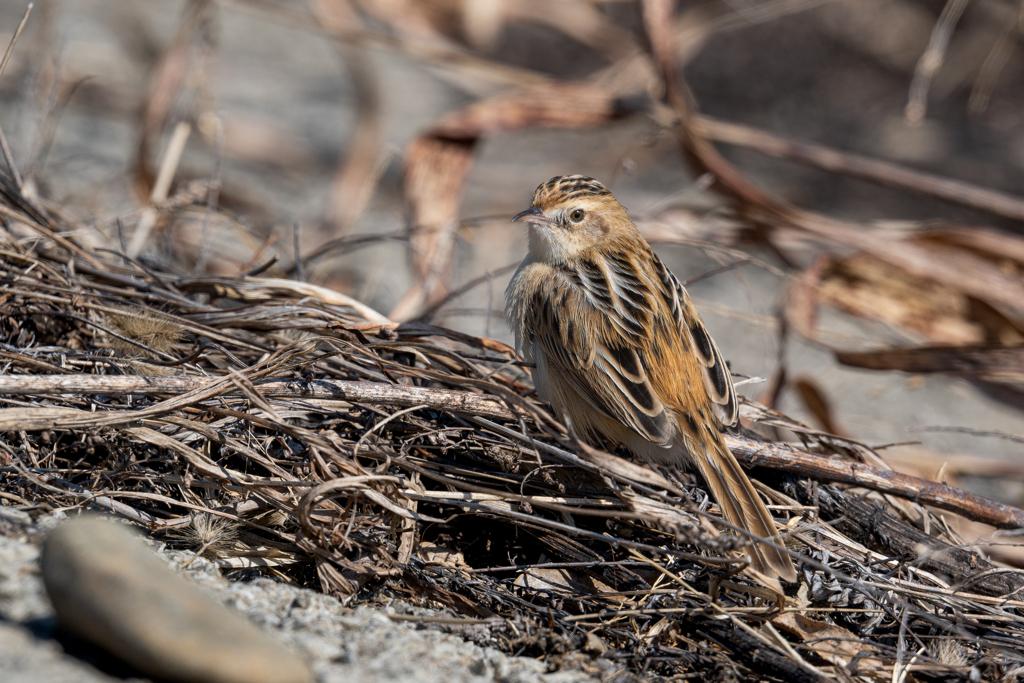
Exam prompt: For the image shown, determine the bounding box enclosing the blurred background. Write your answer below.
[2,0,1024,506]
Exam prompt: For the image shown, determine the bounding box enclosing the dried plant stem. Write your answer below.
[4,370,1021,528]
[292,222,304,282]
[0,374,517,420]
[0,3,34,190]
[128,121,191,258]
[728,435,1024,529]
[906,0,970,123]
[644,0,1024,325]
[701,115,1024,224]
[0,126,20,190]
[0,3,32,78]
[968,2,1023,114]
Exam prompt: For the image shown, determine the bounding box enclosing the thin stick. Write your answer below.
[0,121,21,191]
[727,435,1024,529]
[0,374,517,421]
[0,3,33,190]
[906,0,970,123]
[116,217,128,256]
[412,262,520,323]
[128,121,192,258]
[293,231,407,274]
[908,425,1024,445]
[968,3,1023,114]
[235,233,278,276]
[28,74,94,181]
[195,112,223,274]
[293,222,305,282]
[151,121,192,203]
[0,2,32,78]
[701,114,1024,224]
[679,256,751,287]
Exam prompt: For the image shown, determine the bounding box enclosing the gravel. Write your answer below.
[0,510,598,683]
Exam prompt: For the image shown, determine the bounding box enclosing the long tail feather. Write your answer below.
[691,430,797,583]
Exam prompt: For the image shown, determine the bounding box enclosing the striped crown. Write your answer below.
[532,175,611,207]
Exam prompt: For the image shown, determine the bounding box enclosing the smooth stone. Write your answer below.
[40,516,312,683]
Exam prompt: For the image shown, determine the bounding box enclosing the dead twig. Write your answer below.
[701,115,1024,224]
[729,434,1024,529]
[0,374,520,420]
[0,2,33,190]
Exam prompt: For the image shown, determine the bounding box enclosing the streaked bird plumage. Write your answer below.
[506,174,796,583]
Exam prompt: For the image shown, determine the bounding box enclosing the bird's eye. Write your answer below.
[569,209,586,223]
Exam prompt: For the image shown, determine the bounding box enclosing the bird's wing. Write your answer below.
[649,254,739,427]
[528,281,673,445]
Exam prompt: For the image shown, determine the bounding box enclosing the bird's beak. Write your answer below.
[512,206,551,226]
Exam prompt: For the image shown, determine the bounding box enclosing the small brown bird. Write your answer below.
[506,175,796,583]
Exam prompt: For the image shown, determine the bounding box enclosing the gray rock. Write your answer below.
[0,514,599,683]
[0,620,123,683]
[0,524,52,623]
[40,516,312,683]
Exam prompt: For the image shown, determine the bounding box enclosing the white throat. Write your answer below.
[527,224,572,265]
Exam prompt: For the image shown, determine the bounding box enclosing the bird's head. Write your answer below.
[512,175,633,265]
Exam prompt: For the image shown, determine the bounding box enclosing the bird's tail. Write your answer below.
[690,429,797,583]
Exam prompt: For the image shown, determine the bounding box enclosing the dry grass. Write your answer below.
[1,215,1023,681]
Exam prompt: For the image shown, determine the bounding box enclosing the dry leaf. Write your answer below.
[773,612,883,671]
[817,253,984,345]
[792,377,846,437]
[415,542,469,568]
[513,567,611,593]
